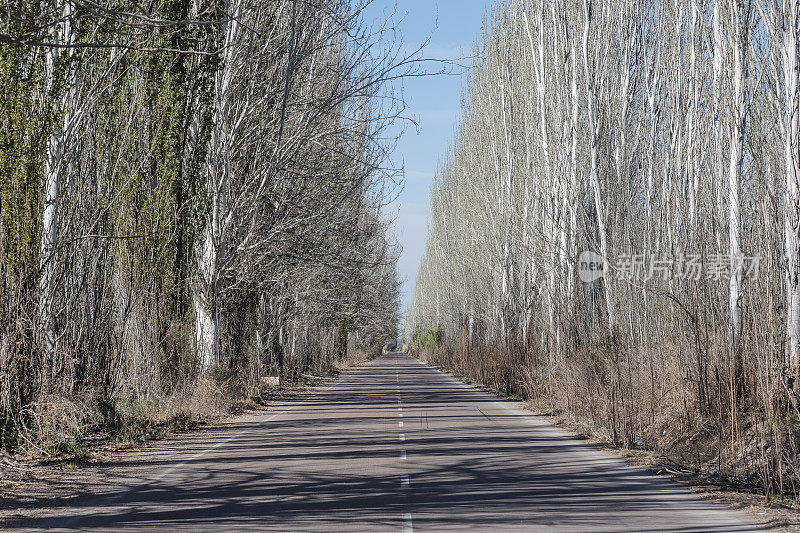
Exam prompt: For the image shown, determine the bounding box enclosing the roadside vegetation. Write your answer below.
[406,0,800,501]
[0,0,403,457]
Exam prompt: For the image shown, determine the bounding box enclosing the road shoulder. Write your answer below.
[0,370,346,527]
[416,356,799,532]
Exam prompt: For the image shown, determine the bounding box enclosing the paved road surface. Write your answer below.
[11,353,761,531]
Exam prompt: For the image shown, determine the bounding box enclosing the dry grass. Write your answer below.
[0,344,379,466]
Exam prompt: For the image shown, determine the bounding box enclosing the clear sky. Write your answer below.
[364,0,498,316]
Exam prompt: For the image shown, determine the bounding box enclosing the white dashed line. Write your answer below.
[395,355,413,533]
[404,512,414,533]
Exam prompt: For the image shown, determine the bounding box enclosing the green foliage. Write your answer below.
[0,28,45,302]
[0,409,24,451]
[0,5,51,411]
[0,0,401,459]
[50,430,90,459]
[413,326,444,351]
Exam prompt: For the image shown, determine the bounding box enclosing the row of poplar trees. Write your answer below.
[407,0,800,494]
[0,0,401,439]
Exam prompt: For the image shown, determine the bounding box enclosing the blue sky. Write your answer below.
[364,1,498,315]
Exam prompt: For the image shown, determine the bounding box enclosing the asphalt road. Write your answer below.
[12,353,761,532]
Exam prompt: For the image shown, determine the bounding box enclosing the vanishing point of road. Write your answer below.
[9,353,761,531]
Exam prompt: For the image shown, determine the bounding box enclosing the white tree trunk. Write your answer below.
[784,0,800,369]
[582,0,615,328]
[713,0,726,250]
[194,0,240,369]
[728,0,747,351]
[568,35,580,300]
[39,0,74,377]
[195,225,221,369]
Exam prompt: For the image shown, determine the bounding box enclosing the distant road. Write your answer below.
[10,353,760,531]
